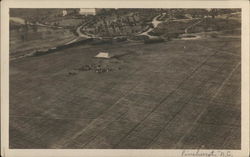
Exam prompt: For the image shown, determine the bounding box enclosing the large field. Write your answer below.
[10,26,76,58]
[9,31,241,149]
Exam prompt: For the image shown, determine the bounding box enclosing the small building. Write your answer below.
[62,10,67,16]
[79,8,96,16]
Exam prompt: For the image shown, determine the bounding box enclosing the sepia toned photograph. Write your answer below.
[8,7,243,150]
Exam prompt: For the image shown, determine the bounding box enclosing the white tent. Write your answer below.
[95,52,111,58]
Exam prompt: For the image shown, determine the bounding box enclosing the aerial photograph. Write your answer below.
[9,8,241,149]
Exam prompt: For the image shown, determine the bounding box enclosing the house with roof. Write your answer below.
[79,8,97,16]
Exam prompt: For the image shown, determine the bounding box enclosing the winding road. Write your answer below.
[139,13,166,38]
[76,25,93,38]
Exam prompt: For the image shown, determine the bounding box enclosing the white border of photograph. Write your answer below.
[1,0,249,157]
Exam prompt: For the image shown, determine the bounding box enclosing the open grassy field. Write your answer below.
[10,30,241,149]
[151,16,241,39]
[10,26,76,58]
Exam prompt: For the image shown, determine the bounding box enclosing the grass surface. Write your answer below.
[10,31,241,149]
[10,26,76,58]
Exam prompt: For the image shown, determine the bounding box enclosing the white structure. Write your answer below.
[79,8,96,16]
[95,52,111,58]
[62,10,67,16]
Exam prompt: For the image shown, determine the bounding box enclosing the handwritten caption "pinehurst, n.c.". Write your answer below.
[181,150,233,157]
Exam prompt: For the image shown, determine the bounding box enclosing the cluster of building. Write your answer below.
[83,13,144,36]
[81,9,159,37]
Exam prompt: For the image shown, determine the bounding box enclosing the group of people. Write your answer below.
[77,64,114,73]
